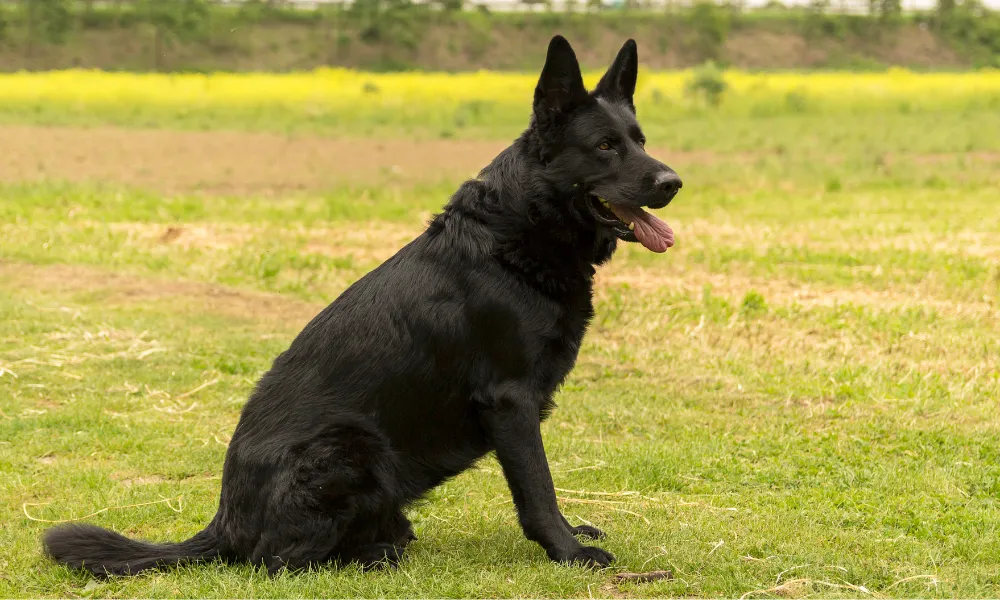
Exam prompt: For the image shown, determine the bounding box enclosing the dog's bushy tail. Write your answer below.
[43,523,220,576]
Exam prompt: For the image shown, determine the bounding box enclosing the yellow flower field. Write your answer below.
[2,68,999,115]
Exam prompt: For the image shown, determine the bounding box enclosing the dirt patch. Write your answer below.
[911,152,1000,166]
[725,30,828,69]
[724,25,961,70]
[0,125,759,195]
[883,26,963,68]
[0,126,500,194]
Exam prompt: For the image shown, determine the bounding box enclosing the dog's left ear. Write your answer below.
[594,39,638,110]
[534,35,589,120]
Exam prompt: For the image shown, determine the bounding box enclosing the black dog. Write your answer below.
[43,35,681,576]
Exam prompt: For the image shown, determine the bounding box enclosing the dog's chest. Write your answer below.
[558,300,592,368]
[515,286,595,397]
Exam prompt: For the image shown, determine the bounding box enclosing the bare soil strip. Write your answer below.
[5,125,995,195]
[0,125,753,194]
[0,125,500,193]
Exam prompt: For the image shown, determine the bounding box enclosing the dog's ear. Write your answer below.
[533,35,588,120]
[594,39,638,110]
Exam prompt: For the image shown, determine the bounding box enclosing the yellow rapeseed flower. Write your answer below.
[0,68,997,119]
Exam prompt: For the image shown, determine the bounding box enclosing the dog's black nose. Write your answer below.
[655,171,683,198]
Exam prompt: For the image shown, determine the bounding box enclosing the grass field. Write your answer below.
[1,69,999,598]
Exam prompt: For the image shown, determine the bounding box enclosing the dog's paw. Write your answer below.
[395,525,418,547]
[353,543,406,571]
[569,524,606,540]
[552,545,615,568]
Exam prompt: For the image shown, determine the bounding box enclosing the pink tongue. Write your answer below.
[609,204,675,253]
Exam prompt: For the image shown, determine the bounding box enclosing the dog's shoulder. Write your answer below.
[419,178,500,261]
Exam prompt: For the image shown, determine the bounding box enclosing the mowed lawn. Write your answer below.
[1,104,999,598]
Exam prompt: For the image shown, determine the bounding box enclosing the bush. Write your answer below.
[741,290,768,316]
[933,0,1000,65]
[142,0,212,41]
[686,2,730,62]
[685,60,728,107]
[31,0,74,44]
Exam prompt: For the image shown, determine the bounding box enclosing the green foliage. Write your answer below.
[141,0,211,41]
[933,0,1000,66]
[801,0,863,40]
[30,0,74,44]
[350,0,428,53]
[685,2,730,61]
[870,0,903,21]
[685,60,728,107]
[740,289,768,316]
[1,0,999,70]
[0,4,8,42]
[463,9,494,60]
[436,0,465,11]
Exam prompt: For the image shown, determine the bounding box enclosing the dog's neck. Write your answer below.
[452,133,617,297]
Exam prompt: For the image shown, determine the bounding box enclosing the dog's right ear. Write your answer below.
[533,36,588,122]
[594,39,638,110]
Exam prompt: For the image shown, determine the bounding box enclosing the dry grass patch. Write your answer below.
[678,218,1000,259]
[106,221,424,265]
[599,264,998,319]
[0,261,320,326]
[302,223,424,263]
[109,222,261,251]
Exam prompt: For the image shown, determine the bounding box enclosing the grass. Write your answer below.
[1,77,999,598]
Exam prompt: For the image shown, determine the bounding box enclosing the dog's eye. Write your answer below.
[639,138,646,147]
[598,142,611,151]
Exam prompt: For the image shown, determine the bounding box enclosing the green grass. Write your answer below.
[4,101,1000,149]
[1,106,999,598]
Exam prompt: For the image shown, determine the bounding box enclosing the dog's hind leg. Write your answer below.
[249,419,402,574]
[338,542,406,571]
[335,507,416,570]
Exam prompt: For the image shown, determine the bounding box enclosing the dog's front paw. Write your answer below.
[569,524,606,540]
[551,545,615,568]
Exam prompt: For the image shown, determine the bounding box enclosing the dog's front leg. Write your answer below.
[478,390,614,567]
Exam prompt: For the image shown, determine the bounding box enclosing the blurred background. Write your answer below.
[0,0,998,70]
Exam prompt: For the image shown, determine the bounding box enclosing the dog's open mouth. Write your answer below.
[587,196,675,253]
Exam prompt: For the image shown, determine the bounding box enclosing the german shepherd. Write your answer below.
[44,35,682,575]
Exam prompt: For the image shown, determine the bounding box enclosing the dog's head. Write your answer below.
[531,36,681,253]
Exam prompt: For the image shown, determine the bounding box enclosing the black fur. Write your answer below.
[43,35,682,576]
